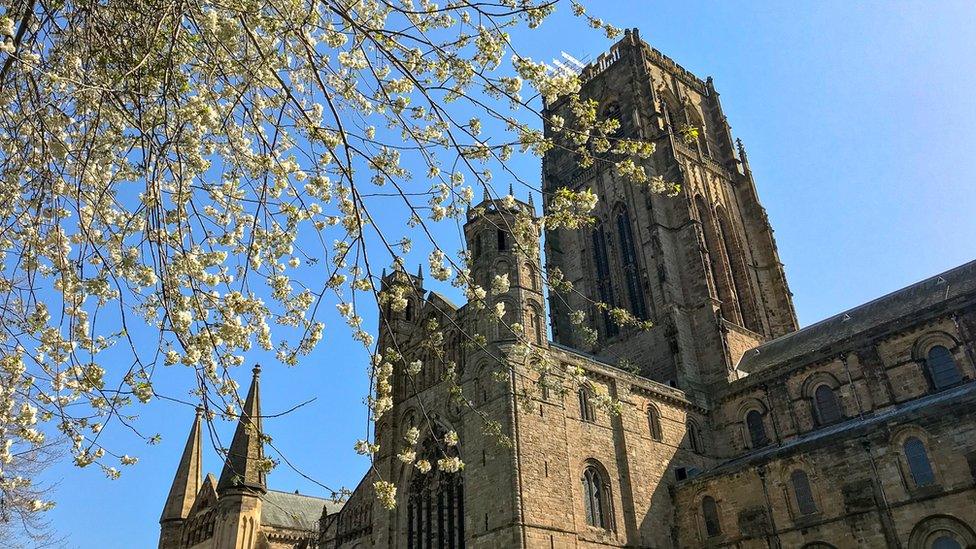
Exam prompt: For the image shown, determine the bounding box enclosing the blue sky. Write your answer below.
[41,2,976,546]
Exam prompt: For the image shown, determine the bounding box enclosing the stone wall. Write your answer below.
[512,345,710,548]
[675,387,976,548]
[677,304,976,547]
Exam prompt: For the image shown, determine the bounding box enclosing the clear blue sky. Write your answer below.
[42,2,976,546]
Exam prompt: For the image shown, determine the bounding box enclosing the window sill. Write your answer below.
[578,527,616,544]
[908,483,942,498]
[702,533,726,547]
[792,511,822,527]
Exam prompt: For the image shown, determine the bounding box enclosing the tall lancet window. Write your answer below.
[581,464,614,530]
[696,196,740,324]
[407,433,465,549]
[716,206,761,333]
[616,208,648,320]
[591,227,618,337]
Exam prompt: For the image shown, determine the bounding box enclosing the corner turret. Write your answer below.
[464,190,547,346]
[377,265,427,354]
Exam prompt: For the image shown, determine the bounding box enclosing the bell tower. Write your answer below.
[542,29,797,396]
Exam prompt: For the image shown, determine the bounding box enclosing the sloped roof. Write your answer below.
[262,490,342,532]
[737,259,976,374]
[426,291,459,311]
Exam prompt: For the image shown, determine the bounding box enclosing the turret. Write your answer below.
[464,191,547,346]
[214,365,266,549]
[158,406,204,549]
[377,265,426,354]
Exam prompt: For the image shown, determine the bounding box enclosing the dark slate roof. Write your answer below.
[426,291,459,311]
[737,259,976,374]
[262,490,342,532]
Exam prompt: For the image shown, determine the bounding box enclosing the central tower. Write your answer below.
[543,29,797,396]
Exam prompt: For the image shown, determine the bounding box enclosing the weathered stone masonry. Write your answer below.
[158,29,976,549]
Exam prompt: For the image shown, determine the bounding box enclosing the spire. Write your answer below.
[508,182,514,196]
[417,263,423,279]
[736,138,751,173]
[160,406,204,523]
[217,365,267,494]
[527,192,535,210]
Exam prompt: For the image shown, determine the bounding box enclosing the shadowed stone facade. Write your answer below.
[159,29,976,549]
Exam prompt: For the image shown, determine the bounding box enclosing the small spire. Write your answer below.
[508,182,514,196]
[417,263,423,279]
[482,186,489,202]
[217,365,267,494]
[381,267,387,278]
[527,192,535,208]
[160,406,204,524]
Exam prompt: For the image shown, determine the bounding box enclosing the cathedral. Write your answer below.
[157,29,976,548]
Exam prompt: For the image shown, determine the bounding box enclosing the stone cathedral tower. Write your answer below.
[543,29,797,395]
[159,28,976,549]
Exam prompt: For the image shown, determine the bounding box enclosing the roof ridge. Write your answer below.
[266,488,330,500]
[736,258,976,374]
[755,258,976,350]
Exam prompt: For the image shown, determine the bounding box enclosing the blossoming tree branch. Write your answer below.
[0,0,682,524]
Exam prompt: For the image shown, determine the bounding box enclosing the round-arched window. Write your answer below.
[926,345,962,390]
[813,385,842,425]
[745,409,768,448]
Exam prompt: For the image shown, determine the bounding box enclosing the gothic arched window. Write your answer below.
[701,496,721,537]
[497,229,508,251]
[813,385,842,425]
[581,465,612,530]
[648,406,663,441]
[695,196,740,324]
[532,308,544,345]
[657,88,683,130]
[716,206,761,333]
[904,437,936,488]
[926,345,962,390]
[579,388,596,423]
[688,421,703,453]
[407,435,465,549]
[791,470,818,515]
[591,227,618,337]
[745,410,768,448]
[616,208,648,320]
[526,262,539,291]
